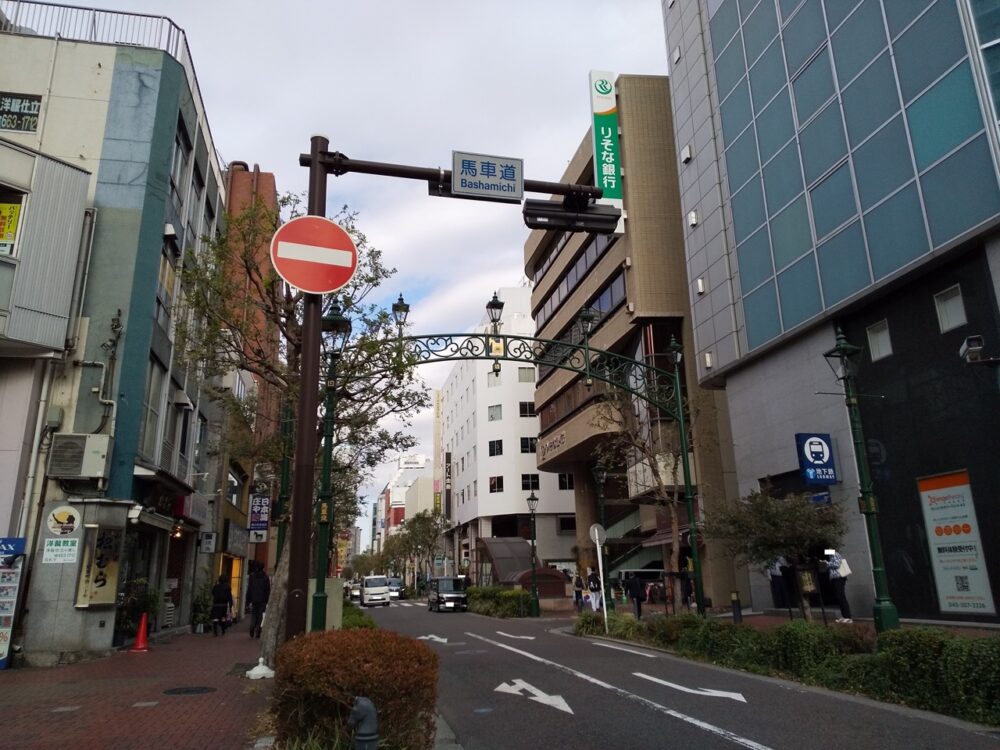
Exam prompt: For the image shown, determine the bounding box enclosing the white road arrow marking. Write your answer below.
[496,631,535,640]
[634,672,746,703]
[495,678,573,714]
[417,634,448,644]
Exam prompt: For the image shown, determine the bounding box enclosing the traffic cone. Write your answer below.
[129,612,150,652]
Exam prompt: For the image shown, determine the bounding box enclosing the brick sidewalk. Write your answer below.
[0,619,271,750]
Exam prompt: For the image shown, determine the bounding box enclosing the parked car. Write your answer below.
[361,575,390,607]
[387,577,404,600]
[428,576,468,612]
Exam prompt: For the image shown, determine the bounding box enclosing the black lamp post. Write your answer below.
[311,301,351,631]
[591,461,614,611]
[487,292,505,374]
[823,325,899,632]
[579,306,597,386]
[391,294,409,361]
[526,491,540,617]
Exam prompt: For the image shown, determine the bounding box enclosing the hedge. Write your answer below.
[467,586,533,618]
[341,600,376,630]
[273,629,439,749]
[572,613,1000,725]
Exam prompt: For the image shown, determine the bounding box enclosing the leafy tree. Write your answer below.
[349,551,383,578]
[400,511,449,583]
[380,532,410,578]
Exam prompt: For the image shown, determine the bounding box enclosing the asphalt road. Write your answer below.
[368,602,1000,750]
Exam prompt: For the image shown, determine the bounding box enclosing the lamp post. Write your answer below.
[823,326,899,632]
[486,292,505,374]
[668,336,704,615]
[591,461,614,611]
[526,491,540,617]
[311,301,352,632]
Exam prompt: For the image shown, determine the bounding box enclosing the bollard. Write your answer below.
[731,590,742,624]
[348,696,378,750]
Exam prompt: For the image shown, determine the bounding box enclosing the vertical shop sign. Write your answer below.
[0,537,26,669]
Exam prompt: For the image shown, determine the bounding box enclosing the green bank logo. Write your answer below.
[594,78,613,95]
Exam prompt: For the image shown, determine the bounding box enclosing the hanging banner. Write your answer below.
[248,491,270,544]
[917,470,995,615]
[75,526,122,607]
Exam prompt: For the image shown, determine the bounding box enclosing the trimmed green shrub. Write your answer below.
[642,613,703,648]
[878,628,954,706]
[763,620,840,678]
[606,613,642,641]
[273,629,438,750]
[341,601,376,630]
[573,611,606,636]
[467,586,532,617]
[940,634,1000,725]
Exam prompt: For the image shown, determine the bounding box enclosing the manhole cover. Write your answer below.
[163,686,217,695]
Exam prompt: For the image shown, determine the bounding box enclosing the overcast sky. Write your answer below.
[106,0,669,538]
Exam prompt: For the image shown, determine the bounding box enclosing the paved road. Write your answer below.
[369,604,1000,750]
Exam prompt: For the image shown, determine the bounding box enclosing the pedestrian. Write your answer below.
[626,573,646,620]
[764,556,788,608]
[573,572,585,613]
[211,574,233,636]
[823,549,852,623]
[587,567,602,611]
[245,561,270,638]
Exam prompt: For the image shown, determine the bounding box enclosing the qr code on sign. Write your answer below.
[955,575,970,592]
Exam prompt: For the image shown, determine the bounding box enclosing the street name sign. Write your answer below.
[270,215,358,294]
[451,150,523,202]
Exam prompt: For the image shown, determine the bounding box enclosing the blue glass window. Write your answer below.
[864,183,929,279]
[777,254,822,328]
[726,126,760,192]
[743,280,782,349]
[907,63,985,171]
[883,0,934,39]
[778,0,803,22]
[831,0,887,85]
[921,135,1000,246]
[731,176,767,243]
[817,222,870,305]
[710,0,741,53]
[799,103,847,184]
[971,0,1000,42]
[756,88,795,162]
[841,52,900,147]
[715,35,747,99]
[893,0,966,104]
[743,0,778,65]
[763,141,803,216]
[749,41,787,113]
[770,195,812,269]
[721,79,753,146]
[792,48,835,122]
[810,163,857,239]
[825,0,862,31]
[783,0,826,75]
[738,0,759,21]
[853,115,914,210]
[982,46,1000,120]
[737,226,773,291]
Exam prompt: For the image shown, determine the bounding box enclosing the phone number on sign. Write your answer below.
[0,113,39,132]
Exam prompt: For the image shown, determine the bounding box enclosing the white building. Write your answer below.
[439,287,576,582]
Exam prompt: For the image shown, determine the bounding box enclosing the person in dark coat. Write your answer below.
[626,573,647,620]
[211,574,233,636]
[245,561,271,638]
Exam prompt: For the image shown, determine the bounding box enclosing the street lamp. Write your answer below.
[591,461,614,611]
[823,325,899,632]
[579,306,597,386]
[526,491,540,617]
[668,336,704,615]
[312,300,352,631]
[487,292,505,374]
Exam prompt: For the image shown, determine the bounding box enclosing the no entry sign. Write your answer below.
[269,215,358,294]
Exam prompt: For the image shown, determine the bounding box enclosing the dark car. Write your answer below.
[428,576,468,612]
[387,577,404,600]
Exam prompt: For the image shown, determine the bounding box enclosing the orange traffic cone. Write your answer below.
[129,612,150,652]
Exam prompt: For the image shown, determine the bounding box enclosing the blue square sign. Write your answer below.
[795,433,839,486]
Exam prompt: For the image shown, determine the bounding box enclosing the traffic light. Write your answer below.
[522,199,621,233]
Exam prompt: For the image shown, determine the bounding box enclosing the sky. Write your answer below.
[102,0,670,538]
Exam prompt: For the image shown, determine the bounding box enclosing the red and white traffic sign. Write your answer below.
[269,215,358,294]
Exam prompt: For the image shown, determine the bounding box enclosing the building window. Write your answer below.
[558,473,575,490]
[489,476,504,493]
[519,401,536,417]
[521,473,540,491]
[518,366,535,382]
[866,319,892,362]
[460,456,465,471]
[520,437,537,453]
[488,404,503,421]
[557,515,577,534]
[0,189,25,257]
[473,480,478,497]
[139,357,166,459]
[934,284,967,333]
[488,439,503,456]
[226,470,243,508]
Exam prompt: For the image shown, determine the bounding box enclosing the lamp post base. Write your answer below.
[529,597,540,617]
[310,591,328,631]
[872,599,899,633]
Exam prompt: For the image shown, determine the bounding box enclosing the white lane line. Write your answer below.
[466,632,771,750]
[635,673,747,703]
[497,631,535,640]
[275,241,352,266]
[593,641,656,658]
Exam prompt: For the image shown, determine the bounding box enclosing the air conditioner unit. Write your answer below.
[47,434,113,479]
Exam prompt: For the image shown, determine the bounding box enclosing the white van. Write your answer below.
[360,575,390,607]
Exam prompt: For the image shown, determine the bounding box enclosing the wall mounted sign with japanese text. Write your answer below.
[795,433,838,485]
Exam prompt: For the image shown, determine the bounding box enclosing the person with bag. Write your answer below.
[573,572,585,613]
[823,549,852,623]
[211,574,234,636]
[245,561,271,639]
[586,567,602,612]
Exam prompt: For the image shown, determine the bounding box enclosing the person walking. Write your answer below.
[245,561,271,638]
[211,574,234,636]
[823,549,852,623]
[587,567,602,612]
[626,573,646,620]
[573,572,585,613]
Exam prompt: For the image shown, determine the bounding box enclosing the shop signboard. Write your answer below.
[0,537,26,669]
